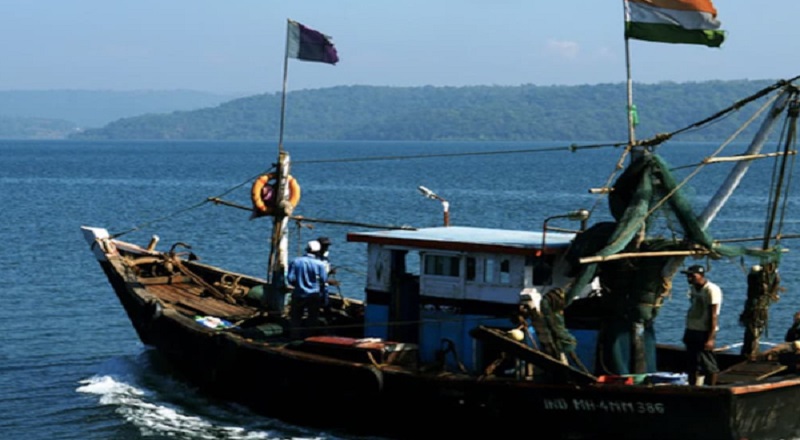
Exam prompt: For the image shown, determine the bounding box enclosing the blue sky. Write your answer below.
[1,1,798,94]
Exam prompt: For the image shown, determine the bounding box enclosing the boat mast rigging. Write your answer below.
[762,97,800,250]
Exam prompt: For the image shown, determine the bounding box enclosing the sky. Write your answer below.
[2,1,799,95]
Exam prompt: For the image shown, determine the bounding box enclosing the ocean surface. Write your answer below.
[3,139,800,439]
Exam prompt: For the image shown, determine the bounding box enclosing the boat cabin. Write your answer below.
[347,226,598,374]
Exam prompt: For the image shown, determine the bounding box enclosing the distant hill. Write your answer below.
[0,116,77,139]
[0,89,246,139]
[68,79,783,142]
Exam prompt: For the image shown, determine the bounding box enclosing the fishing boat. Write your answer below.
[81,8,800,440]
[82,76,800,440]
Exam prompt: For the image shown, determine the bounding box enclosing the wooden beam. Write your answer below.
[580,249,709,264]
[704,151,796,164]
[470,325,597,384]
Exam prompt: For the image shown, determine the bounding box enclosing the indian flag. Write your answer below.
[625,0,725,47]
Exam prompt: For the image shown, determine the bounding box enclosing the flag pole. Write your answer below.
[622,0,647,375]
[264,19,293,310]
[277,19,292,152]
[623,0,636,148]
[625,40,635,146]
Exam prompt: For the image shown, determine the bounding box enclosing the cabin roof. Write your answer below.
[346,226,575,255]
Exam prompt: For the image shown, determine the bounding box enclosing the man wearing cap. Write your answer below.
[287,240,329,338]
[681,264,723,386]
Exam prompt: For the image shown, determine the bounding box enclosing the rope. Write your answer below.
[290,141,628,166]
[667,76,800,139]
[110,167,276,239]
[584,79,796,221]
[110,198,211,239]
[171,258,238,304]
[290,215,415,231]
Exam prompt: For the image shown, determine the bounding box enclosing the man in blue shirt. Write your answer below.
[287,240,329,338]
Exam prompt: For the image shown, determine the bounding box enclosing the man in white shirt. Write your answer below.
[681,264,723,386]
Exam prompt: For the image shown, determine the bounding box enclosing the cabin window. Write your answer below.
[481,256,512,285]
[424,254,460,277]
[466,257,476,281]
[483,258,495,283]
[499,258,511,284]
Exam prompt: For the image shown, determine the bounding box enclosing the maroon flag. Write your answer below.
[286,20,339,65]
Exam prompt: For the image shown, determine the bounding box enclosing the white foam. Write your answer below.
[77,375,279,439]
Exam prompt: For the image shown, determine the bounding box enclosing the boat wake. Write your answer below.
[75,353,351,440]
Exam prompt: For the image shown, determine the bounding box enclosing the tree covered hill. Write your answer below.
[0,89,245,139]
[69,79,781,142]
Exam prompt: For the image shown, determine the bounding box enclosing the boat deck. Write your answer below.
[718,360,788,384]
[145,280,257,320]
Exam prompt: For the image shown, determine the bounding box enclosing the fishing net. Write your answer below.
[564,152,783,373]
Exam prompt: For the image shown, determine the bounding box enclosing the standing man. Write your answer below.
[681,264,723,386]
[782,311,800,373]
[287,240,329,338]
[317,236,332,273]
[785,311,800,343]
[317,236,339,286]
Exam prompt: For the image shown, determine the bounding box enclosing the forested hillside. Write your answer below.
[0,116,77,139]
[0,89,244,139]
[69,79,780,142]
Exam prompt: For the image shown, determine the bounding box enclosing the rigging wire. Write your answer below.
[289,141,627,165]
[764,97,800,249]
[648,76,800,143]
[644,91,781,219]
[110,167,275,239]
[582,78,796,222]
[585,86,783,246]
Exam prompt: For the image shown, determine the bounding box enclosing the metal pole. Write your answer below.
[277,19,291,152]
[699,89,793,227]
[623,0,636,149]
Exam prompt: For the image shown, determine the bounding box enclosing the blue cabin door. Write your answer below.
[389,250,419,343]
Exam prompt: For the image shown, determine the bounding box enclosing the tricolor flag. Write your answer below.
[286,19,339,64]
[624,0,725,47]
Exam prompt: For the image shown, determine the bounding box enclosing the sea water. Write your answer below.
[2,139,800,439]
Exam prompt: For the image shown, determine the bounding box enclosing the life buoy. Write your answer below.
[251,173,301,215]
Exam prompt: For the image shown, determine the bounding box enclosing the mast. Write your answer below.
[262,19,339,313]
[625,45,636,147]
[277,20,291,153]
[623,7,636,148]
[266,151,292,289]
[622,0,647,373]
[263,20,295,313]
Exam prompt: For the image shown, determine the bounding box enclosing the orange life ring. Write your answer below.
[251,173,301,215]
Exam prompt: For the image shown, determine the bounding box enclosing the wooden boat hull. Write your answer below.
[84,228,800,440]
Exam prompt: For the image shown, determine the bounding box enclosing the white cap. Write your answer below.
[306,240,321,253]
